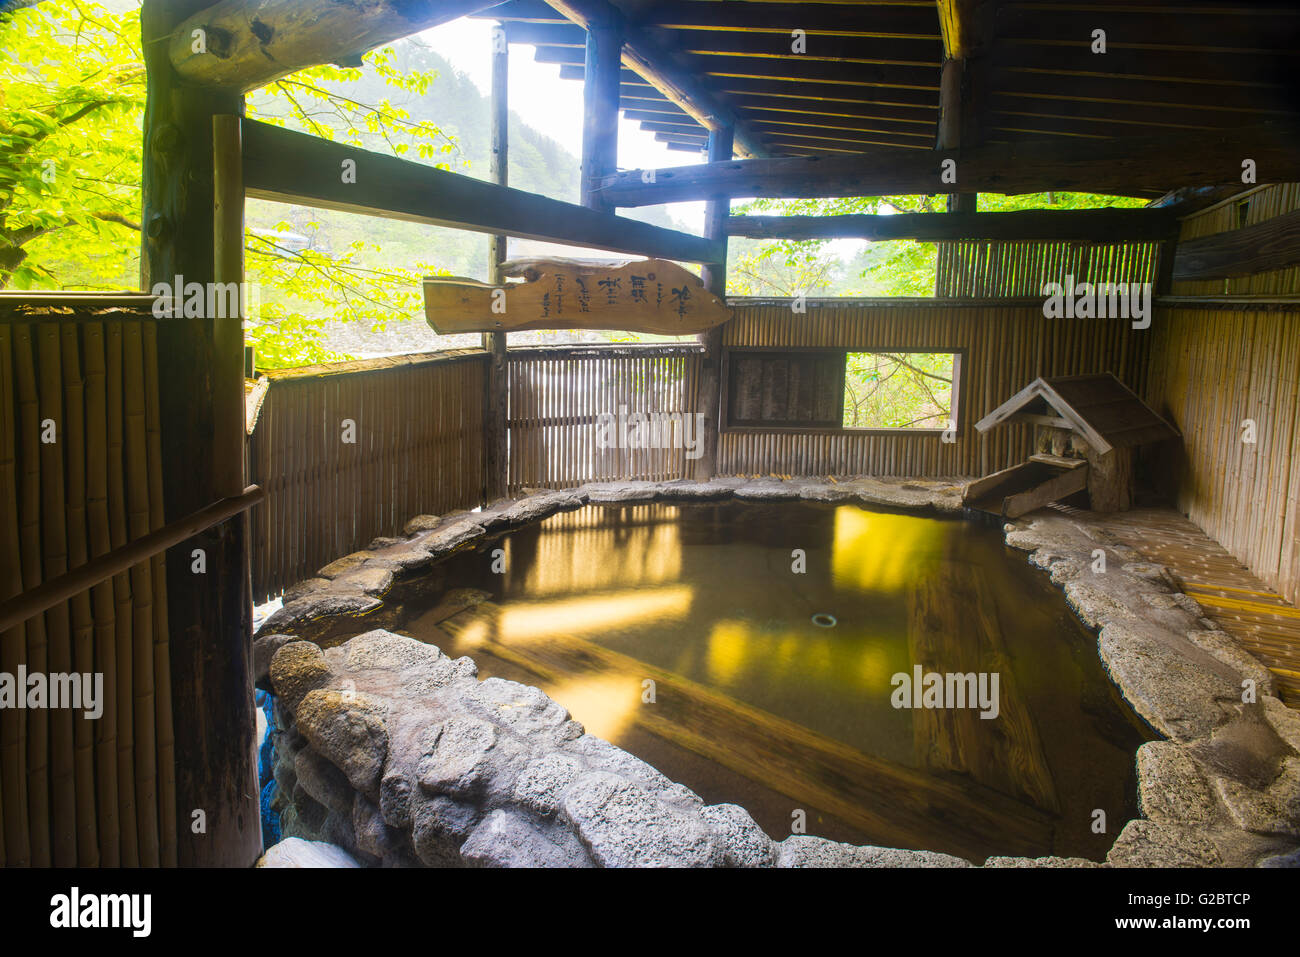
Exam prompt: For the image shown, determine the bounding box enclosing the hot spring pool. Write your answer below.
[384,501,1152,863]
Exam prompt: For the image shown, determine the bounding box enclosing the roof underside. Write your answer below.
[472,0,1300,159]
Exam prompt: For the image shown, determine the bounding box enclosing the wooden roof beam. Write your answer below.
[727,208,1180,242]
[168,0,503,91]
[543,0,770,157]
[241,117,723,262]
[597,123,1300,206]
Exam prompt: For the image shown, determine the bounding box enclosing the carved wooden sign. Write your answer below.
[423,257,730,335]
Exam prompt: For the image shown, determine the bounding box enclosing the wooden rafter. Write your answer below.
[543,0,769,157]
[598,123,1300,206]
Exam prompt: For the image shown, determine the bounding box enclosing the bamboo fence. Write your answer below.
[0,318,175,867]
[935,239,1161,298]
[720,303,1148,479]
[505,346,703,495]
[246,351,487,602]
[1171,183,1300,298]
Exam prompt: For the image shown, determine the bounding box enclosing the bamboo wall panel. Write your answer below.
[247,353,486,601]
[507,348,702,494]
[0,319,174,867]
[1145,307,1300,604]
[720,304,1148,479]
[936,240,1160,298]
[1173,183,1300,297]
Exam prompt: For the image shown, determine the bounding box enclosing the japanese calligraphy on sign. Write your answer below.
[423,258,731,335]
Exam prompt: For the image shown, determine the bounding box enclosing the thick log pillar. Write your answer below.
[484,24,509,502]
[938,58,977,214]
[141,0,260,867]
[695,126,735,480]
[580,13,622,210]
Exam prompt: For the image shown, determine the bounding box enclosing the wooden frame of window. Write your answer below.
[720,346,966,435]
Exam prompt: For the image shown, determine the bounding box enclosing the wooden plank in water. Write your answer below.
[907,566,1060,815]
[440,602,1056,858]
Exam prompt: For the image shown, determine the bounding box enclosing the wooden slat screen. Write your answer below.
[720,302,1148,479]
[506,346,703,494]
[0,319,176,867]
[936,239,1160,298]
[247,352,486,602]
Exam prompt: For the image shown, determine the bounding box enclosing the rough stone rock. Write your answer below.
[982,856,1101,868]
[1098,623,1240,741]
[283,577,330,603]
[513,753,586,817]
[1262,695,1300,754]
[417,716,501,800]
[1258,847,1300,868]
[257,837,360,868]
[1137,741,1220,825]
[295,689,389,798]
[1183,630,1277,699]
[463,677,578,744]
[421,519,486,556]
[775,835,970,868]
[260,591,383,636]
[1121,561,1178,588]
[733,482,803,501]
[253,633,294,690]
[293,746,355,815]
[353,793,403,859]
[460,809,593,867]
[269,641,335,710]
[365,544,436,573]
[380,768,415,830]
[582,481,662,502]
[500,490,584,525]
[658,481,734,501]
[411,794,481,865]
[317,552,374,579]
[797,484,858,503]
[568,734,703,812]
[561,771,720,868]
[1107,820,1223,867]
[403,514,442,536]
[1212,758,1300,837]
[344,629,441,673]
[335,565,394,596]
[701,803,775,867]
[368,536,405,549]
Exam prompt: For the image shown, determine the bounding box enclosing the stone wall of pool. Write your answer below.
[254,478,1300,868]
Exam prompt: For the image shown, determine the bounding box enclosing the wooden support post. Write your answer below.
[695,126,735,481]
[484,24,509,502]
[212,115,247,500]
[938,58,977,214]
[581,14,622,210]
[141,0,260,868]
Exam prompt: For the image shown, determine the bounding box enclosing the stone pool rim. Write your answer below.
[254,477,1300,869]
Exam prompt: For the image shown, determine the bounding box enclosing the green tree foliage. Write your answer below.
[843,351,954,430]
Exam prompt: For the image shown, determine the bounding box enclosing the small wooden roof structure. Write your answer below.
[973,373,1178,454]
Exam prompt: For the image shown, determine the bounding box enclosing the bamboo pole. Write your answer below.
[81,321,119,867]
[0,324,31,866]
[35,323,77,865]
[123,323,160,867]
[59,322,99,866]
[105,321,139,868]
[143,322,177,866]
